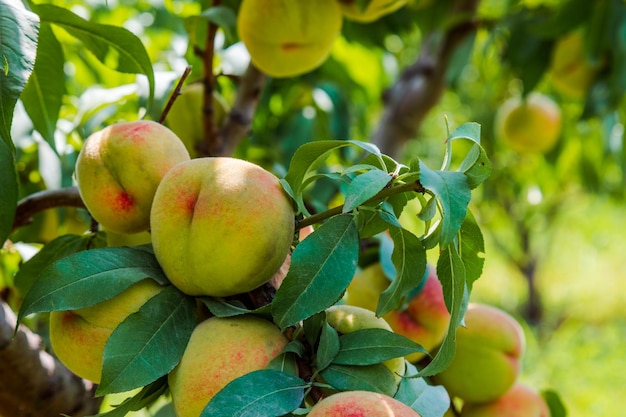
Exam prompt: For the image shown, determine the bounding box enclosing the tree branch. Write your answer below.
[11,187,86,233]
[0,301,102,417]
[371,0,480,159]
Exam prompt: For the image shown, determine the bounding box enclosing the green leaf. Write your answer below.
[13,233,95,296]
[272,214,359,330]
[284,140,383,196]
[316,321,340,371]
[200,297,272,320]
[343,169,392,213]
[34,4,155,104]
[319,363,397,397]
[458,210,485,290]
[97,286,196,395]
[17,246,169,322]
[88,377,168,417]
[199,6,237,44]
[0,0,39,148]
[418,161,470,247]
[333,328,427,366]
[376,226,427,317]
[415,244,468,377]
[20,23,64,152]
[200,370,307,417]
[0,138,17,244]
[394,362,450,417]
[542,389,567,417]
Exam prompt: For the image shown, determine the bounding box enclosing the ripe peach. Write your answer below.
[75,120,190,234]
[346,263,450,363]
[494,92,562,154]
[461,383,551,417]
[237,0,343,78]
[49,279,164,382]
[168,315,289,417]
[150,157,295,297]
[339,0,407,22]
[307,390,421,417]
[432,303,526,404]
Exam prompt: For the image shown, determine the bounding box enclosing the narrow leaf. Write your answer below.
[343,169,392,213]
[21,23,64,151]
[542,389,567,417]
[14,233,94,295]
[272,215,359,330]
[34,4,154,103]
[200,297,271,319]
[0,0,39,147]
[418,162,470,247]
[201,370,307,417]
[320,363,397,397]
[458,210,485,289]
[18,246,169,322]
[333,328,427,366]
[97,286,197,395]
[377,227,427,317]
[316,322,340,371]
[88,377,168,417]
[459,144,491,189]
[0,138,17,243]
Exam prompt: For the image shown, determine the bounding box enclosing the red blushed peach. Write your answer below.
[346,263,450,363]
[432,303,526,404]
[461,383,551,417]
[168,315,289,417]
[150,157,295,297]
[75,120,190,234]
[307,390,421,417]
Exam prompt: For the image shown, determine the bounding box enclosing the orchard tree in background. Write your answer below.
[1,0,625,416]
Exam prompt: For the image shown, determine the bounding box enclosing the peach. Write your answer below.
[339,0,407,22]
[168,315,289,417]
[75,120,190,234]
[49,279,164,382]
[325,304,406,385]
[346,263,450,363]
[494,92,562,154]
[431,303,525,404]
[461,383,551,417]
[237,0,343,78]
[150,157,295,297]
[307,390,420,416]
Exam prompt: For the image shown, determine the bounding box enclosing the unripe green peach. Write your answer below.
[432,303,525,404]
[168,315,289,417]
[49,279,164,382]
[75,120,190,234]
[346,263,450,363]
[164,83,230,158]
[150,157,295,297]
[307,390,421,417]
[461,383,551,417]
[339,0,407,22]
[494,93,562,154]
[237,0,343,78]
[325,304,406,384]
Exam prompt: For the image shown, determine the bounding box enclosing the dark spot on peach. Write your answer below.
[114,192,135,212]
[281,43,301,52]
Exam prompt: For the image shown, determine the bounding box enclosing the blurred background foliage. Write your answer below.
[3,0,626,415]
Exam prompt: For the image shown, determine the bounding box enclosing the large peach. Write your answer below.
[325,304,406,385]
[346,263,450,363]
[237,0,343,78]
[461,383,551,417]
[75,120,190,234]
[168,315,288,417]
[150,157,295,297]
[49,279,164,382]
[494,92,562,154]
[431,303,525,404]
[339,0,407,22]
[307,390,420,417]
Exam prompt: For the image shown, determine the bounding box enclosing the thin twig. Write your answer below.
[159,66,193,124]
[11,187,86,233]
